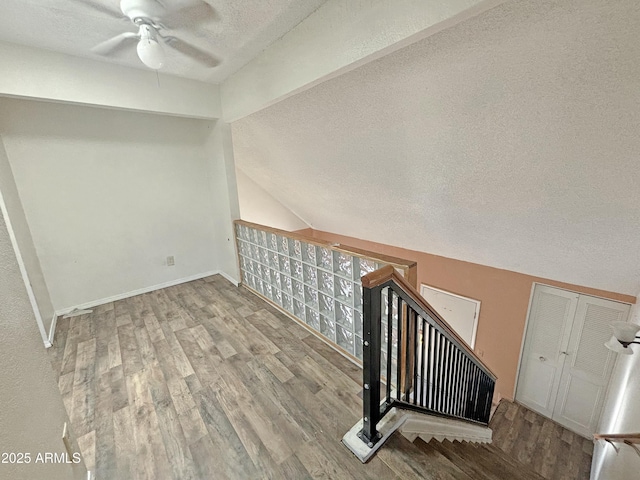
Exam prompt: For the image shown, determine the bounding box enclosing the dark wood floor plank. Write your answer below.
[49,274,594,480]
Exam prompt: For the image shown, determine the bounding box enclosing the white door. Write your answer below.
[517,285,630,437]
[420,284,480,348]
[516,285,579,418]
[551,295,630,436]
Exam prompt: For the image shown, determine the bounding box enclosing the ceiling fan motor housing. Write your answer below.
[120,0,163,23]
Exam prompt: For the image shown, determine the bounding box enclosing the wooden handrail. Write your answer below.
[362,265,497,379]
[594,433,640,444]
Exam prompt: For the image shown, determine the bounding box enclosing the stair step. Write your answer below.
[416,438,545,480]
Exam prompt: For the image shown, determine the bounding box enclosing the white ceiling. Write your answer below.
[232,0,640,296]
[0,0,327,83]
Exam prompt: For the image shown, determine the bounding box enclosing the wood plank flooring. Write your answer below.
[488,400,594,479]
[49,275,593,480]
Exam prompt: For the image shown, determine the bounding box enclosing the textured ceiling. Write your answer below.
[232,0,640,295]
[0,0,327,83]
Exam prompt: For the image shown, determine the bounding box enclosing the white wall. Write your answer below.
[236,168,309,232]
[0,135,55,338]
[0,98,221,312]
[205,121,241,283]
[0,211,86,480]
[0,41,221,119]
[592,297,640,479]
[231,0,640,296]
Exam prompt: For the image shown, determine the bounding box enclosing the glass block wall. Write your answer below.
[235,222,405,361]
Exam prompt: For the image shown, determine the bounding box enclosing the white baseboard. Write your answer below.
[46,312,57,347]
[54,270,220,316]
[217,270,240,286]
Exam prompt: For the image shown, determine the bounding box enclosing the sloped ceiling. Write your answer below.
[0,0,326,83]
[232,0,640,295]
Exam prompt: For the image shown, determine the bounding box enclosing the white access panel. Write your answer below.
[420,284,480,348]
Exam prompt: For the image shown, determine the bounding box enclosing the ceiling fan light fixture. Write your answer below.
[136,24,165,70]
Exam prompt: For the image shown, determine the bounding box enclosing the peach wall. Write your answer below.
[296,228,635,401]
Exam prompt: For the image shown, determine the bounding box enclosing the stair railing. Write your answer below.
[358,265,497,447]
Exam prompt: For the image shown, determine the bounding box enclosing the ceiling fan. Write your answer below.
[83,0,219,70]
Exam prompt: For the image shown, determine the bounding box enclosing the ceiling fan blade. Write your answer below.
[163,36,219,68]
[77,0,123,20]
[92,32,139,56]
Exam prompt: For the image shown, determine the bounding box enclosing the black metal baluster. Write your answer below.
[404,306,412,402]
[386,288,393,403]
[412,310,419,406]
[396,296,402,401]
[436,332,445,413]
[427,324,434,410]
[445,340,453,414]
[419,318,426,408]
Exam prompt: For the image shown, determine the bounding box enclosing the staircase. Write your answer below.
[344,265,497,461]
[342,265,593,479]
[415,438,545,480]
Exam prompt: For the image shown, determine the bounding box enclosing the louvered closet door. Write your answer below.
[551,296,630,436]
[516,286,579,418]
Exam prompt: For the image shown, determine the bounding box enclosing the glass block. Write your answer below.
[302,242,316,264]
[294,299,305,318]
[335,277,353,303]
[255,278,264,295]
[280,274,292,295]
[236,224,245,240]
[304,285,318,309]
[335,302,354,330]
[248,274,257,290]
[279,255,290,273]
[292,240,302,259]
[337,324,354,353]
[292,280,304,300]
[264,283,273,300]
[355,336,363,360]
[291,260,303,281]
[357,257,377,280]
[333,252,353,278]
[273,288,282,306]
[237,240,246,256]
[278,236,289,254]
[318,271,334,295]
[239,255,247,271]
[251,228,260,245]
[320,315,335,340]
[305,307,320,330]
[354,309,363,336]
[317,247,332,270]
[254,262,263,279]
[319,293,334,317]
[269,250,279,270]
[259,247,269,266]
[271,269,281,289]
[354,285,362,310]
[303,264,317,287]
[282,293,293,313]
[251,243,260,259]
[242,270,249,284]
[267,232,278,251]
[257,231,267,247]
